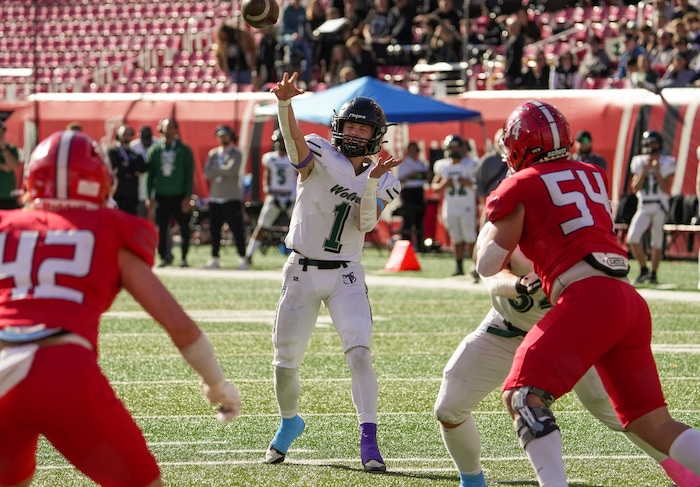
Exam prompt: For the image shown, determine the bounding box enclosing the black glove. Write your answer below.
[515,273,542,295]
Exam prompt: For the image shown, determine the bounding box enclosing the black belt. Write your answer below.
[486,319,527,338]
[297,256,349,271]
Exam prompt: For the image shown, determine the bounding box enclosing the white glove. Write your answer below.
[204,380,241,423]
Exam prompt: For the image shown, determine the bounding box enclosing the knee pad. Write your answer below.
[511,386,559,448]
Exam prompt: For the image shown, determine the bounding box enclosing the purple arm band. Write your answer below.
[293,152,313,169]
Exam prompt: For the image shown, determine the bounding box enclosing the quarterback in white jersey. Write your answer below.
[264,72,401,474]
[434,223,700,487]
[626,130,676,284]
[242,130,298,265]
[431,134,479,276]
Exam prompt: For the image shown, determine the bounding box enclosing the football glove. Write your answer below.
[515,272,542,295]
[204,380,241,423]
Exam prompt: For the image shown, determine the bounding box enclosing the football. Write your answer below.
[241,0,279,30]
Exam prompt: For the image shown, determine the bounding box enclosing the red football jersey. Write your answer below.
[0,208,156,349]
[485,160,624,297]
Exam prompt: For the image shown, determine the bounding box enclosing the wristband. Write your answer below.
[278,99,291,107]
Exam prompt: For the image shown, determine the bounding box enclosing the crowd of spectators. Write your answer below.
[216,0,700,93]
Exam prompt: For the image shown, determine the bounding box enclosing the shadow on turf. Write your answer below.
[316,465,602,486]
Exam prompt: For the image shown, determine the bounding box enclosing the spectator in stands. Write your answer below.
[429,20,463,64]
[324,44,350,85]
[503,17,525,89]
[146,118,195,268]
[672,0,699,21]
[203,125,248,270]
[516,6,541,44]
[672,33,698,64]
[669,17,689,38]
[578,35,613,83]
[0,121,19,209]
[623,55,642,88]
[314,6,352,76]
[339,65,358,83]
[550,50,580,89]
[130,125,155,217]
[343,0,370,38]
[344,35,378,78]
[66,122,83,132]
[616,32,648,80]
[215,21,257,86]
[396,141,430,253]
[635,53,661,89]
[256,27,280,90]
[653,0,675,30]
[521,50,550,90]
[638,22,655,51]
[429,0,461,33]
[627,130,676,285]
[571,130,608,171]
[385,0,417,63]
[280,0,314,85]
[108,124,147,216]
[686,12,700,48]
[657,51,698,87]
[650,29,675,70]
[306,0,327,70]
[363,0,392,63]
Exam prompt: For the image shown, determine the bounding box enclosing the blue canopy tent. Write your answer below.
[254,76,483,125]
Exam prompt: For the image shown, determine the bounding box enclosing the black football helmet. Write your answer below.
[443,134,468,159]
[331,97,388,157]
[641,130,663,154]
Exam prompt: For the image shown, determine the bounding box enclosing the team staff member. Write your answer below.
[264,72,401,473]
[108,124,148,215]
[203,124,248,270]
[477,101,700,486]
[0,121,20,209]
[0,131,240,487]
[146,118,195,268]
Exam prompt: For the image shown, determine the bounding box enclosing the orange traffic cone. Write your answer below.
[384,240,421,272]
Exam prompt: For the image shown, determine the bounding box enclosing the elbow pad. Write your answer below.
[359,177,380,232]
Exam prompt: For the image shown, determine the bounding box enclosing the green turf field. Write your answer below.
[32,247,700,486]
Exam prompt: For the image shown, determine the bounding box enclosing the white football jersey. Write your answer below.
[285,134,401,262]
[433,156,478,210]
[262,150,297,196]
[630,153,675,205]
[482,246,549,334]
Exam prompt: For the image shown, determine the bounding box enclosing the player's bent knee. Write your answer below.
[510,386,560,448]
[345,346,372,373]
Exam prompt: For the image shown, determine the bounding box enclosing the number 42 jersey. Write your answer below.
[0,208,157,350]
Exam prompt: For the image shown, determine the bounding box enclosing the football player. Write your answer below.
[264,72,401,473]
[430,134,479,276]
[477,101,700,486]
[626,130,676,284]
[241,129,297,267]
[0,131,240,487]
[435,225,700,487]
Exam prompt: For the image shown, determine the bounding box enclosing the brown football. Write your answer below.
[241,0,279,30]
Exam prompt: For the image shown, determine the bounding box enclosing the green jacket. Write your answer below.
[146,138,194,197]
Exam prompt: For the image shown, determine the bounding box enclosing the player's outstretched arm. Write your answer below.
[271,72,313,179]
[118,249,241,422]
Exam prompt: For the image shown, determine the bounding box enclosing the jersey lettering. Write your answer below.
[0,229,95,303]
[540,169,611,236]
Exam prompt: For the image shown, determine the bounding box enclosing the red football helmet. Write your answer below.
[24,131,113,209]
[500,101,572,172]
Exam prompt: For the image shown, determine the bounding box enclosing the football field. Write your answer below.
[32,248,700,486]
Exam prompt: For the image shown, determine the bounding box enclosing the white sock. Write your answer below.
[246,239,261,259]
[669,429,700,476]
[345,347,378,424]
[274,366,300,418]
[524,430,569,487]
[440,416,483,474]
[623,430,667,463]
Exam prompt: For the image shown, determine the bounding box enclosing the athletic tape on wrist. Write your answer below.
[278,102,298,164]
[359,178,380,232]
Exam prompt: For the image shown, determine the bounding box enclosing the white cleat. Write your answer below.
[204,257,220,269]
[238,257,249,270]
[264,446,286,464]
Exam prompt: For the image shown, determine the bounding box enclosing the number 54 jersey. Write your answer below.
[0,208,156,350]
[485,160,624,298]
